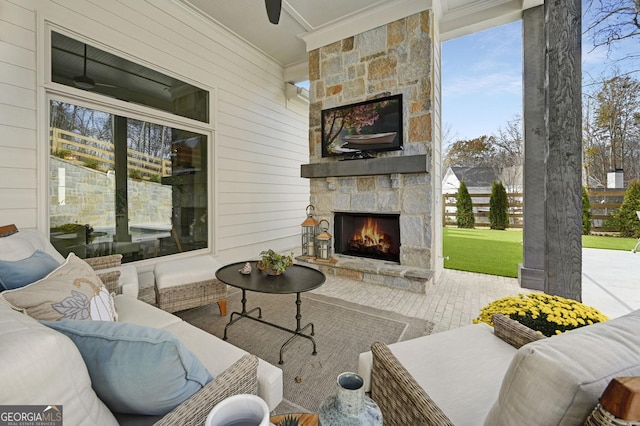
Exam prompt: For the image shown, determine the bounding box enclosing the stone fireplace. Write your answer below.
[299,10,439,293]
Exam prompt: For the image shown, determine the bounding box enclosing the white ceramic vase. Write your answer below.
[205,394,271,426]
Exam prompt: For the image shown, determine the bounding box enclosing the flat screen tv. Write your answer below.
[321,94,403,158]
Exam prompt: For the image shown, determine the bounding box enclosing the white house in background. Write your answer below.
[442,166,499,195]
[443,166,523,195]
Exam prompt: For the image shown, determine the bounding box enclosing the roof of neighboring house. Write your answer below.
[447,166,499,188]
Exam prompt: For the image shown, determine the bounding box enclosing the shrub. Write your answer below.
[53,149,73,159]
[456,181,475,228]
[582,186,592,235]
[616,179,640,238]
[129,169,143,180]
[83,158,100,170]
[149,174,161,183]
[474,293,608,337]
[489,181,509,230]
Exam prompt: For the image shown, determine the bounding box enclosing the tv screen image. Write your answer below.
[321,94,403,158]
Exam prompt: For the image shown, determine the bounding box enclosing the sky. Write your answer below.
[442,3,639,145]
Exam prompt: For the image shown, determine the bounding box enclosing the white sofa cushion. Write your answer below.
[0,229,66,263]
[359,323,517,426]
[154,255,222,289]
[163,321,284,412]
[0,300,118,426]
[485,309,640,425]
[114,294,182,329]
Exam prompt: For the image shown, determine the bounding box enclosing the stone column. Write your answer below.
[544,0,582,300]
[519,5,545,291]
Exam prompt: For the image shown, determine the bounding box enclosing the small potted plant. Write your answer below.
[278,415,300,426]
[257,249,294,275]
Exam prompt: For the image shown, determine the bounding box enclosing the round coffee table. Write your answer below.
[216,261,326,364]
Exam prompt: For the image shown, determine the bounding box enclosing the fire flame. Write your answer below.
[351,218,391,253]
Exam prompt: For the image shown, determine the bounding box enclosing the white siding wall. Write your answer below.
[0,0,309,264]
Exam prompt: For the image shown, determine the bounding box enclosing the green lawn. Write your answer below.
[443,227,638,278]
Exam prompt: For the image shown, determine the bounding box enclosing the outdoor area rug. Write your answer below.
[176,289,433,413]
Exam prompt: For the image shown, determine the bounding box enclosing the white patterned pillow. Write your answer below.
[0,253,117,321]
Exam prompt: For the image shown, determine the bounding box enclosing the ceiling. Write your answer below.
[181,0,543,81]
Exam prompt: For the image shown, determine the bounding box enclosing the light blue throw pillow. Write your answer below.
[0,250,60,291]
[41,319,212,415]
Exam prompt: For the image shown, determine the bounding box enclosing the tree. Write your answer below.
[584,1,640,54]
[584,0,640,78]
[616,179,640,237]
[583,74,640,185]
[444,117,523,192]
[493,116,524,194]
[456,181,475,228]
[444,135,496,168]
[489,181,509,230]
[582,186,592,235]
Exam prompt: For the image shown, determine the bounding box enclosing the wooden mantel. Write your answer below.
[300,154,429,178]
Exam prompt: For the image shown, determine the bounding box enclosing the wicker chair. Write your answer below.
[369,314,545,425]
[154,256,228,315]
[155,354,259,426]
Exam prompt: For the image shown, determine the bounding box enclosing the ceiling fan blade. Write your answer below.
[74,44,96,90]
[265,0,281,25]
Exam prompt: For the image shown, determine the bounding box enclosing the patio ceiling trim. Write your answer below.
[299,0,432,53]
[439,0,544,42]
[300,0,545,54]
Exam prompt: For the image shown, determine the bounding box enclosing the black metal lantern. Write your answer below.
[300,205,319,258]
[316,219,333,260]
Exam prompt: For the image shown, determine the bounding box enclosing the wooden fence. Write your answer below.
[50,128,172,177]
[443,189,626,232]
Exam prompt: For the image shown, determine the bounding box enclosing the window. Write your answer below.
[49,32,211,263]
[51,32,209,123]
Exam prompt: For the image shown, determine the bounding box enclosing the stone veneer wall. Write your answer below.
[307,10,435,270]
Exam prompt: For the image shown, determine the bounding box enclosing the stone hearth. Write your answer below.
[297,255,432,293]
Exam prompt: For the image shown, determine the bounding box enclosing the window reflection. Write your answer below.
[49,101,208,263]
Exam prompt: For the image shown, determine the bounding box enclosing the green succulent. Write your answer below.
[278,415,300,426]
[259,249,294,273]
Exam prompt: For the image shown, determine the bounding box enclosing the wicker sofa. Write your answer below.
[0,227,283,425]
[359,310,640,425]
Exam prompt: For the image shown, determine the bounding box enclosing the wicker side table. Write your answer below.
[585,378,640,426]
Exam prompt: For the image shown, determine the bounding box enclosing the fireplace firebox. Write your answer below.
[334,212,400,262]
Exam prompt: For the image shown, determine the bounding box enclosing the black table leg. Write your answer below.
[277,291,316,364]
[223,289,261,340]
[222,290,317,364]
